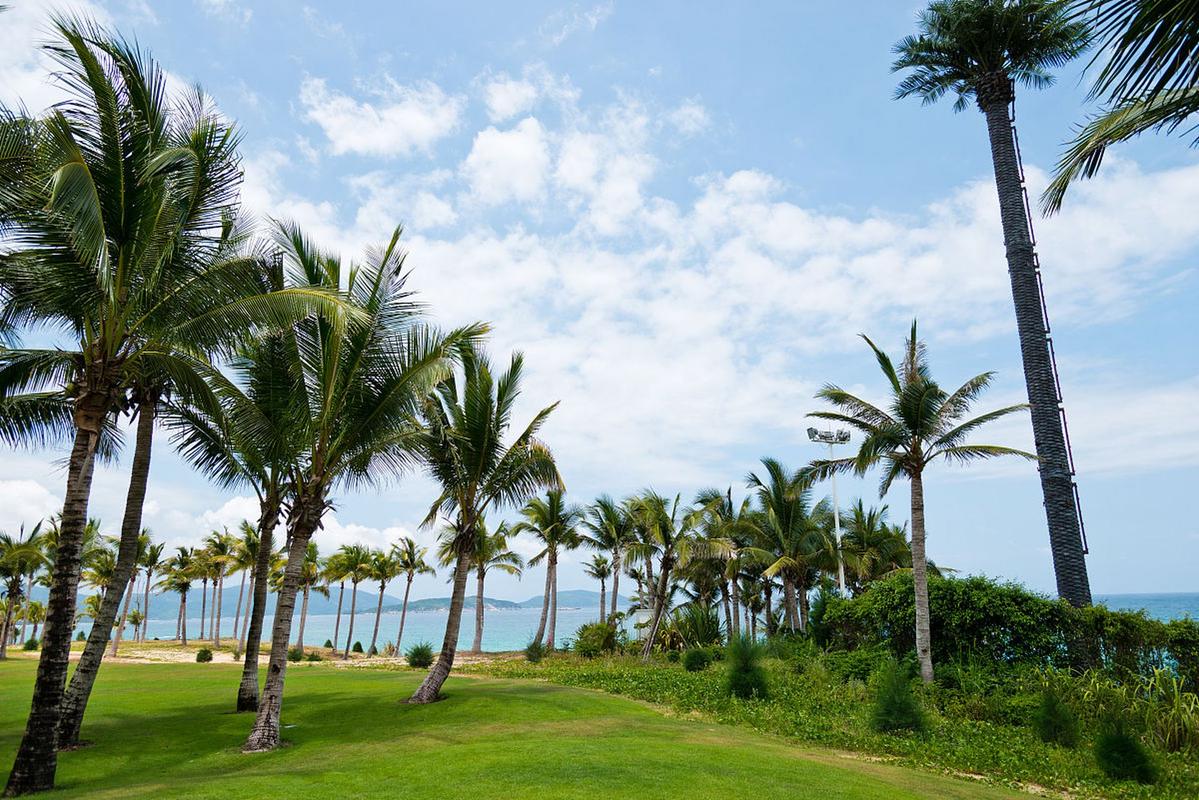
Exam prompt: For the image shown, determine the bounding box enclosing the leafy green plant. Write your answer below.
[524,640,547,663]
[75,630,85,641]
[22,638,38,651]
[726,635,768,700]
[368,645,378,656]
[1139,668,1199,754]
[683,647,712,672]
[352,641,364,654]
[323,639,334,648]
[405,642,434,669]
[287,647,304,663]
[666,649,680,663]
[1095,716,1157,784]
[573,622,617,658]
[673,604,723,648]
[195,648,213,663]
[305,652,323,662]
[870,657,924,733]
[1033,685,1079,747]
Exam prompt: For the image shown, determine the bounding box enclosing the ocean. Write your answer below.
[131,593,1199,653]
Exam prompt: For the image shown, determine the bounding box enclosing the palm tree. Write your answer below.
[391,537,434,653]
[466,522,523,653]
[893,0,1093,609]
[126,607,144,642]
[0,529,44,659]
[23,601,45,642]
[516,490,582,650]
[1044,1,1199,211]
[205,530,236,647]
[159,548,195,644]
[230,522,259,645]
[109,530,149,657]
[841,502,916,592]
[138,543,164,643]
[335,544,373,660]
[581,495,636,622]
[295,543,326,653]
[691,488,757,638]
[243,224,477,752]
[583,555,611,623]
[323,552,350,656]
[408,345,561,703]
[365,549,399,657]
[808,321,1033,682]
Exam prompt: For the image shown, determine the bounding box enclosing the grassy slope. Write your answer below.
[0,658,1020,799]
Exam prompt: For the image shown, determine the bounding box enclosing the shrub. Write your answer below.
[1140,668,1199,754]
[75,630,85,641]
[22,638,38,651]
[1095,716,1156,784]
[405,641,434,668]
[368,645,378,656]
[574,622,617,658]
[305,651,323,662]
[287,647,304,663]
[524,640,546,663]
[351,641,364,654]
[870,656,924,732]
[1033,685,1079,747]
[673,603,723,648]
[825,645,889,683]
[323,639,334,648]
[709,645,725,662]
[666,649,680,663]
[683,647,712,672]
[726,635,768,700]
[195,647,213,663]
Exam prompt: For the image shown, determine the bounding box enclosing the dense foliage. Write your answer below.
[572,623,618,658]
[405,643,435,669]
[682,648,712,672]
[869,657,925,732]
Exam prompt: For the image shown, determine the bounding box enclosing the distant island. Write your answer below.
[387,589,632,613]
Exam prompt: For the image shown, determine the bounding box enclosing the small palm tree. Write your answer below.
[0,528,44,659]
[323,552,350,656]
[230,522,259,646]
[295,543,326,653]
[204,530,237,647]
[581,496,636,622]
[515,490,582,650]
[110,530,150,657]
[583,555,612,623]
[336,545,374,660]
[24,601,45,642]
[365,549,400,657]
[465,522,523,653]
[391,537,434,653]
[158,548,195,644]
[808,321,1033,682]
[408,345,561,703]
[893,0,1093,609]
[126,608,144,643]
[138,543,164,643]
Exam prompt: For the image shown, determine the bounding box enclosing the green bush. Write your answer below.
[673,603,723,648]
[323,639,333,648]
[368,645,378,656]
[305,651,322,662]
[1095,716,1157,784]
[75,630,85,641]
[405,641,434,668]
[870,657,924,732]
[683,647,712,672]
[725,635,768,700]
[351,641,364,654]
[195,647,213,663]
[287,647,303,662]
[22,637,38,651]
[666,649,680,663]
[825,645,888,683]
[1033,685,1079,747]
[524,640,546,663]
[574,622,617,658]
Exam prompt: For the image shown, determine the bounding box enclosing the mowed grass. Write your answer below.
[0,658,1021,799]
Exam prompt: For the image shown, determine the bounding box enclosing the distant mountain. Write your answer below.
[516,589,632,610]
[392,596,521,612]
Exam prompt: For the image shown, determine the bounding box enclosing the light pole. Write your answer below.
[808,427,850,594]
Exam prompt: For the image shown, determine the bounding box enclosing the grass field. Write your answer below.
[0,657,1023,799]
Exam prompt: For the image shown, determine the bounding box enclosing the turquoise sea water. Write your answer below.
[135,593,1198,653]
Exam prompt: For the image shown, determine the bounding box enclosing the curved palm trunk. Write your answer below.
[640,556,673,660]
[547,560,559,649]
[342,582,360,659]
[212,574,224,648]
[532,552,553,647]
[180,590,188,646]
[764,583,775,636]
[410,546,471,703]
[910,472,934,683]
[599,578,606,624]
[175,602,182,641]
[721,581,733,639]
[369,581,386,656]
[5,396,106,796]
[111,580,135,656]
[59,399,156,747]
[730,579,741,639]
[0,605,13,660]
[236,499,278,712]
[471,569,485,653]
[243,499,320,753]
[395,576,413,652]
[232,570,246,643]
[331,582,345,653]
[296,586,310,652]
[782,576,799,633]
[238,575,253,653]
[979,89,1091,608]
[609,550,621,620]
[199,579,208,641]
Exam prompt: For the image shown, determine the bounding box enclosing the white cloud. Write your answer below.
[461,118,551,205]
[0,479,60,535]
[299,77,465,158]
[197,0,252,25]
[0,0,112,113]
[541,2,614,46]
[483,76,539,122]
[667,99,710,136]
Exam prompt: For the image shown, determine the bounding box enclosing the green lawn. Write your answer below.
[0,658,1021,799]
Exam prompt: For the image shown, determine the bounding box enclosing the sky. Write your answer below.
[1,0,1196,602]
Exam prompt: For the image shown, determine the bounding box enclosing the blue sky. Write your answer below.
[2,0,1196,601]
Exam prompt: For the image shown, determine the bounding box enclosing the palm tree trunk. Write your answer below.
[212,574,224,648]
[547,556,559,649]
[369,581,386,656]
[199,578,208,640]
[175,601,182,641]
[782,577,798,633]
[141,569,153,643]
[730,579,741,639]
[610,550,621,620]
[239,575,253,653]
[297,586,309,652]
[0,605,12,660]
[20,577,31,643]
[180,590,188,646]
[532,555,553,647]
[640,556,673,660]
[409,544,471,703]
[60,396,156,747]
[342,581,359,659]
[910,471,934,683]
[599,579,606,624]
[979,89,1091,608]
[471,569,485,653]
[395,576,413,652]
[232,570,246,643]
[798,577,810,632]
[764,583,775,636]
[112,580,135,657]
[721,580,733,639]
[331,581,345,653]
[243,497,321,752]
[5,395,106,796]
[237,498,278,712]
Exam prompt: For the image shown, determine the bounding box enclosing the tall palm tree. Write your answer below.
[138,542,164,643]
[808,321,1033,681]
[158,547,195,644]
[583,555,611,623]
[581,495,636,622]
[205,530,236,647]
[336,544,373,659]
[365,549,399,656]
[841,501,916,592]
[243,223,477,751]
[230,522,258,645]
[408,345,561,703]
[516,490,582,650]
[0,25,345,783]
[1044,1,1199,211]
[893,0,1093,609]
[467,522,523,653]
[691,488,757,638]
[295,542,326,653]
[323,552,350,656]
[391,537,434,653]
[109,530,149,657]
